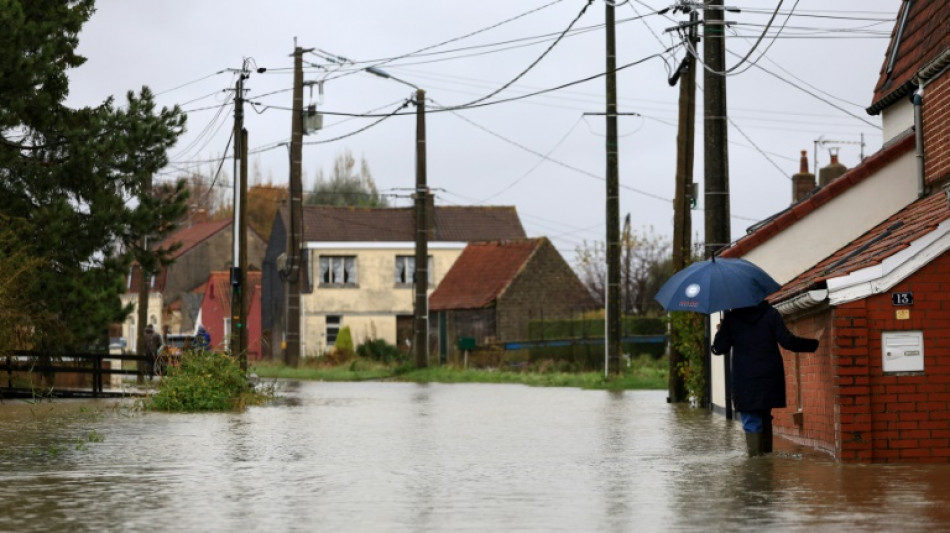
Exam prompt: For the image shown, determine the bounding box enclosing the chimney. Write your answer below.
[791,150,816,204]
[819,148,848,187]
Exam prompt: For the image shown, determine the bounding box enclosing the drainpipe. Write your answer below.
[913,82,925,198]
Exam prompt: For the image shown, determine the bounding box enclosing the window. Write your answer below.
[326,315,341,345]
[394,255,434,285]
[319,256,357,286]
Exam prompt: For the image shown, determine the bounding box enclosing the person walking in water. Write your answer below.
[143,324,164,380]
[712,300,819,457]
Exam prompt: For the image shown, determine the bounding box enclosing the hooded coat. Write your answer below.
[711,301,819,412]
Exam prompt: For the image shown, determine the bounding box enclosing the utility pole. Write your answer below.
[668,8,698,404]
[703,0,730,258]
[704,0,731,415]
[605,1,622,376]
[413,88,429,368]
[135,225,150,383]
[363,66,429,367]
[285,44,309,368]
[231,67,249,368]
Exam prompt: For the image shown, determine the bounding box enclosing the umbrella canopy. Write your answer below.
[654,257,781,314]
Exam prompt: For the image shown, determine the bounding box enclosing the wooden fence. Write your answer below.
[0,351,150,398]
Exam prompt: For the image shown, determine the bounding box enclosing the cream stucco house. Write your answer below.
[262,204,527,359]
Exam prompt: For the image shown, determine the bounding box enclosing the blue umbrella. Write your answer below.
[654,257,781,314]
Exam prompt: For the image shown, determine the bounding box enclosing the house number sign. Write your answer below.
[892,292,914,306]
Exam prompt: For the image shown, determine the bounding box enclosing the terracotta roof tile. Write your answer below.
[429,239,543,311]
[771,190,950,303]
[156,219,231,259]
[870,2,950,112]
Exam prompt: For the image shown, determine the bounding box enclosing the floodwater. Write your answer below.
[1,382,950,532]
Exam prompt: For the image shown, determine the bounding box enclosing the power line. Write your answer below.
[320,0,569,82]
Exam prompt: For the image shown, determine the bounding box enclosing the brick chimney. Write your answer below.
[819,148,848,187]
[791,150,816,204]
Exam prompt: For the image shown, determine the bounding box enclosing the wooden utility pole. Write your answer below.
[231,68,249,367]
[135,220,150,383]
[413,88,429,368]
[668,11,698,404]
[605,1,622,376]
[285,45,309,368]
[703,0,731,258]
[703,0,731,415]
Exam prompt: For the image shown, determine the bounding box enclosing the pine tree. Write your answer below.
[0,0,188,349]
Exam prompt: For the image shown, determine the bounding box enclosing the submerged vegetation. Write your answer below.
[150,350,272,412]
[251,352,669,391]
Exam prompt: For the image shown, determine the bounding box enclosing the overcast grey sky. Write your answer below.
[66,1,898,264]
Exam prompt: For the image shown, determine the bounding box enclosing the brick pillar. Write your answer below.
[834,301,873,462]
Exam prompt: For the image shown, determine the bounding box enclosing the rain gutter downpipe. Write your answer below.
[913,81,925,198]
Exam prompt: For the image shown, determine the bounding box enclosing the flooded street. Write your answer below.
[2,381,950,532]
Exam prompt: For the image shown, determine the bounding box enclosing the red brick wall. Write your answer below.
[776,307,838,456]
[837,254,950,462]
[924,70,950,187]
[832,300,872,462]
[496,239,596,341]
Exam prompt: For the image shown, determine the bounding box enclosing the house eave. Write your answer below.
[867,47,950,115]
[826,218,950,306]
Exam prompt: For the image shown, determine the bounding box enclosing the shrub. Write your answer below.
[151,350,252,412]
[356,338,405,364]
[334,326,354,358]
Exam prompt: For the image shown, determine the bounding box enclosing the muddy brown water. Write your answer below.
[1,381,949,532]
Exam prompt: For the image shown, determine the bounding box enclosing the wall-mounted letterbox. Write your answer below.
[882,331,924,373]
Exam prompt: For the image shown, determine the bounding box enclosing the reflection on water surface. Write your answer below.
[1,381,949,532]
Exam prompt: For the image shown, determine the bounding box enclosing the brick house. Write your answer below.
[198,270,264,360]
[262,204,527,359]
[429,238,598,361]
[767,193,950,462]
[119,218,267,350]
[713,2,950,462]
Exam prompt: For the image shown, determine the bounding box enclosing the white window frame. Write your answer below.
[394,255,434,285]
[318,255,358,286]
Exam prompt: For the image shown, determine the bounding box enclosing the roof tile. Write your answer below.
[429,239,543,311]
[771,190,950,303]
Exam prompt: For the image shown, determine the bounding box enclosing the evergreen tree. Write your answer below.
[0,0,188,349]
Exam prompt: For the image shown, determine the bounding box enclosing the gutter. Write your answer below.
[867,47,950,116]
[913,82,925,198]
[774,289,828,317]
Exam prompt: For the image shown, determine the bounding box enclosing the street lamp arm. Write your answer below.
[365,66,421,91]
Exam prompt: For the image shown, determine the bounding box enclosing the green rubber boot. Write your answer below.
[745,432,763,457]
[762,415,773,455]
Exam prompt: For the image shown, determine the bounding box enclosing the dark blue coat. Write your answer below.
[711,301,819,412]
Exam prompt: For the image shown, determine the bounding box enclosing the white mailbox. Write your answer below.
[882,331,924,373]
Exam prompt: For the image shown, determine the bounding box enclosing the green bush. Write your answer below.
[334,326,354,358]
[356,338,406,364]
[669,311,705,403]
[151,350,252,412]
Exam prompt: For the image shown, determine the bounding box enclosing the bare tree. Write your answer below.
[306,149,389,207]
[574,225,673,315]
